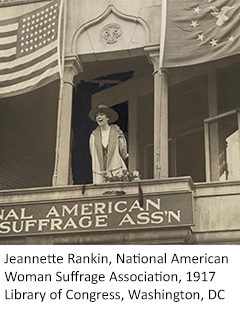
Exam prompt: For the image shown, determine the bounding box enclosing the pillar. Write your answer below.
[52,55,83,186]
[145,46,169,179]
[207,69,219,181]
[128,95,138,172]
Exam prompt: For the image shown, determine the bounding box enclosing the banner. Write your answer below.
[0,192,193,237]
[0,0,61,98]
[163,0,240,67]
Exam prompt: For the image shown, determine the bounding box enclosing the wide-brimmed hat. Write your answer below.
[89,104,118,123]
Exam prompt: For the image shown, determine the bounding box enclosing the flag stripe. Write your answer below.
[0,30,17,38]
[0,72,59,99]
[0,35,17,44]
[0,55,16,63]
[0,42,16,50]
[0,22,18,33]
[0,66,59,95]
[0,47,16,58]
[0,48,57,75]
[0,40,57,70]
[0,59,58,86]
[0,55,57,86]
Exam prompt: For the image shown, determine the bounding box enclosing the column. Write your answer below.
[145,47,169,179]
[52,55,83,186]
[128,95,138,172]
[207,69,219,181]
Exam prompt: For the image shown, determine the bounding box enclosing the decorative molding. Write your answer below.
[144,45,160,72]
[72,5,150,54]
[64,55,83,82]
[100,23,122,44]
[144,46,169,76]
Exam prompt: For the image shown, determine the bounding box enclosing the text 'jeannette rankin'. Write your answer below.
[3,253,110,264]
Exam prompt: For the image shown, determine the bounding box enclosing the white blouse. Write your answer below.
[101,127,110,148]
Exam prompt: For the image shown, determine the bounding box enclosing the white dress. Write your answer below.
[89,125,129,183]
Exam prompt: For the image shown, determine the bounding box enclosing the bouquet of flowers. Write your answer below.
[105,169,141,182]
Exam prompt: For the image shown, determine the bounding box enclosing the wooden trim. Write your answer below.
[204,108,239,123]
[238,110,240,162]
[204,122,211,182]
[172,136,177,177]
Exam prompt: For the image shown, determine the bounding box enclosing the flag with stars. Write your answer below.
[0,0,61,98]
[162,0,240,68]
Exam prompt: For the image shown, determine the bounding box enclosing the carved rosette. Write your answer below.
[100,23,122,44]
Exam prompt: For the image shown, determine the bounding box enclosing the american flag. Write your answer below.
[0,0,61,98]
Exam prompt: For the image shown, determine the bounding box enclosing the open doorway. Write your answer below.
[71,54,154,185]
[71,73,131,185]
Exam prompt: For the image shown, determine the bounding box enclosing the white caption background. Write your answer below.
[0,245,239,309]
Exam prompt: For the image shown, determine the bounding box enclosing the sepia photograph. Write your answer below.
[0,0,240,246]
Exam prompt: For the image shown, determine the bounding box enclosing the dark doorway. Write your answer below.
[71,81,94,185]
[72,73,132,185]
[176,130,206,182]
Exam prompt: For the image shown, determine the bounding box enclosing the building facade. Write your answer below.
[0,0,240,244]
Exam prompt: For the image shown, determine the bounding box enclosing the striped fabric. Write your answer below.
[0,0,61,98]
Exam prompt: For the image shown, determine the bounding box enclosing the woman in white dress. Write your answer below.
[89,104,129,184]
